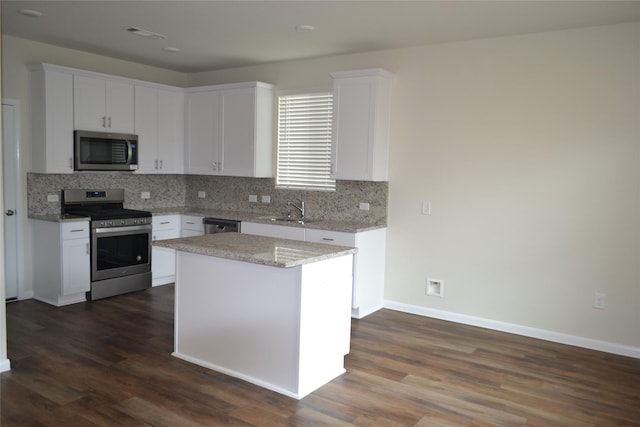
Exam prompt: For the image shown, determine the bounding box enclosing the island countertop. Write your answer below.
[153,233,357,268]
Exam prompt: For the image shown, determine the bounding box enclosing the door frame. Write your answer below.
[2,98,27,300]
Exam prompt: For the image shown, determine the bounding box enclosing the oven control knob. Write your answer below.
[136,255,142,261]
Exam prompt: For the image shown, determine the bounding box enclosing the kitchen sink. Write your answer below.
[266,217,317,225]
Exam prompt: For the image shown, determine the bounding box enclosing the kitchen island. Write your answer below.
[154,233,356,399]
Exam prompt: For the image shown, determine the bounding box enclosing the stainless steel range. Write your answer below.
[62,189,152,300]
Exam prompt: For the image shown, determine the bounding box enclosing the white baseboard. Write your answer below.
[0,359,11,373]
[384,300,640,359]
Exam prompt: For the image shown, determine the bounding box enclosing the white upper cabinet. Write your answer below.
[135,85,185,174]
[331,69,393,181]
[185,82,274,177]
[185,89,221,175]
[30,64,75,174]
[74,74,134,133]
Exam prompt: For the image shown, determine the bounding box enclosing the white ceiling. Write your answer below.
[3,1,640,73]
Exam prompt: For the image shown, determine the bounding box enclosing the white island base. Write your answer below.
[173,250,354,399]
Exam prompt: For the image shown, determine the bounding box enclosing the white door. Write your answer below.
[2,100,22,301]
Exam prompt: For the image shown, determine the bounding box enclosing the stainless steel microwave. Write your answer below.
[74,130,139,171]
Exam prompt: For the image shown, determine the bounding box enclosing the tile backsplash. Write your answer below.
[28,173,387,224]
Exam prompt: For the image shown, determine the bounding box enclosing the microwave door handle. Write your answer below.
[126,140,133,164]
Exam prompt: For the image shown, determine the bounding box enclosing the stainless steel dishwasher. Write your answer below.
[203,218,241,234]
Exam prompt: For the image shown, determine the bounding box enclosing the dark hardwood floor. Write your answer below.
[2,284,640,426]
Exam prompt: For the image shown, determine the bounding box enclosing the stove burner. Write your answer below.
[64,206,152,221]
[61,189,151,225]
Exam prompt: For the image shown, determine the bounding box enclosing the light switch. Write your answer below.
[359,202,370,211]
[47,194,59,202]
[421,201,431,215]
[198,191,206,199]
[249,195,258,202]
[261,195,271,204]
[141,192,151,199]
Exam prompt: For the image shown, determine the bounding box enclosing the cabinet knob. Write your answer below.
[5,210,15,216]
[159,160,163,170]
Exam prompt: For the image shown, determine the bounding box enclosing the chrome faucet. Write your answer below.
[287,199,305,219]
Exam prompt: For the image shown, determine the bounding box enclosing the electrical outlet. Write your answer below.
[261,195,271,204]
[426,278,444,297]
[249,195,258,203]
[198,191,206,199]
[593,292,606,309]
[359,202,370,211]
[47,194,59,202]
[141,191,151,199]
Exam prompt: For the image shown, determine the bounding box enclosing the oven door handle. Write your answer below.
[94,225,152,234]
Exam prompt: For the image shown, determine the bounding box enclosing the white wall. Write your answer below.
[190,23,640,350]
[3,23,639,352]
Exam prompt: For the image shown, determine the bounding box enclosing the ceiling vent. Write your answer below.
[125,26,167,40]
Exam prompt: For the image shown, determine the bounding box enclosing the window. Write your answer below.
[276,92,335,191]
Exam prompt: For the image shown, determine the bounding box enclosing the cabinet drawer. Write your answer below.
[181,215,204,233]
[61,221,90,239]
[152,215,180,231]
[305,229,355,247]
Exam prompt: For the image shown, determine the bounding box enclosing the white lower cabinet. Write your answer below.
[181,215,204,237]
[152,215,180,286]
[242,222,387,318]
[33,220,90,306]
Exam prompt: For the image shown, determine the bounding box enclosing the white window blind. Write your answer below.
[277,92,336,191]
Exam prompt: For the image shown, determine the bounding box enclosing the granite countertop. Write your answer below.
[153,233,357,268]
[149,207,386,233]
[31,207,386,233]
[30,214,90,223]
[148,207,260,222]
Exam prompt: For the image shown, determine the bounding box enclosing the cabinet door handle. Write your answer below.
[160,160,163,170]
[186,222,195,225]
[212,162,217,171]
[102,116,106,128]
[155,160,158,170]
[322,238,335,241]
[108,116,112,128]
[160,221,170,225]
[70,229,85,233]
[86,242,90,254]
[69,157,73,170]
